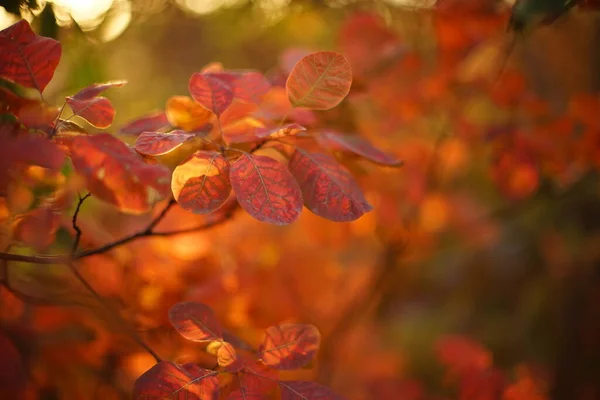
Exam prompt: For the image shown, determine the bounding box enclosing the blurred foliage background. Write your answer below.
[1,0,600,399]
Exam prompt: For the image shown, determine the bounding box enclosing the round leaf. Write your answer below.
[168,301,223,342]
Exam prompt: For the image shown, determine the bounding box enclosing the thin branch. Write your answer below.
[71,192,91,255]
[67,261,162,363]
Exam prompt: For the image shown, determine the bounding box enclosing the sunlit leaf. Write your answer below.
[166,95,213,131]
[71,80,127,100]
[288,149,372,222]
[66,96,116,129]
[69,133,171,214]
[133,361,219,400]
[189,73,234,116]
[119,111,170,135]
[223,119,305,145]
[259,323,321,370]
[168,301,223,342]
[316,130,402,166]
[230,153,303,225]
[279,381,346,400]
[134,130,196,156]
[286,51,352,110]
[171,151,232,214]
[0,19,61,93]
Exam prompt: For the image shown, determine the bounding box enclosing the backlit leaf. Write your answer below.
[288,149,372,222]
[259,323,321,370]
[230,153,303,225]
[134,130,195,156]
[189,73,234,116]
[69,133,171,214]
[168,301,223,342]
[171,151,232,214]
[71,80,127,100]
[119,111,170,135]
[0,20,61,93]
[316,130,402,166]
[286,51,352,110]
[133,361,219,400]
[66,96,115,129]
[279,381,346,400]
[166,95,213,131]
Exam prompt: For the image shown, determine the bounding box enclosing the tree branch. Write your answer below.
[71,192,91,255]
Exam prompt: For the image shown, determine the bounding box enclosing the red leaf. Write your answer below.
[171,151,232,214]
[69,133,171,214]
[230,153,303,225]
[316,130,402,166]
[279,381,346,400]
[134,130,196,156]
[66,96,115,129]
[71,80,127,100]
[0,331,26,398]
[259,323,321,370]
[133,361,219,400]
[0,20,61,93]
[119,111,170,135]
[234,71,272,104]
[228,372,276,400]
[286,52,352,110]
[0,87,59,128]
[168,301,223,342]
[189,73,234,116]
[288,149,372,222]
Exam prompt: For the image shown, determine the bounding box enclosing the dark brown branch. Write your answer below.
[71,192,91,255]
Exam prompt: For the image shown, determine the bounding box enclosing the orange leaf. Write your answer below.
[259,323,321,370]
[168,301,223,342]
[189,73,234,116]
[166,95,213,131]
[286,51,352,110]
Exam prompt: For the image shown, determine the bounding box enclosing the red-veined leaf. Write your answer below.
[66,96,115,129]
[286,51,352,110]
[171,151,232,214]
[68,133,171,214]
[166,95,213,131]
[279,381,346,400]
[259,323,321,370]
[234,71,271,104]
[228,371,277,400]
[134,130,196,156]
[119,111,170,135]
[168,301,223,342]
[316,130,402,166]
[133,361,219,400]
[71,80,127,100]
[230,153,303,225]
[0,20,61,93]
[189,73,234,116]
[288,149,372,222]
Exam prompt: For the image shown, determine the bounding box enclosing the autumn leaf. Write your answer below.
[66,97,116,129]
[223,119,305,145]
[288,149,372,222]
[189,73,234,116]
[13,206,60,251]
[168,301,223,342]
[119,111,170,135]
[134,130,196,156]
[316,130,402,166]
[206,341,241,370]
[279,381,346,400]
[233,71,272,104]
[0,19,61,93]
[166,95,214,131]
[228,371,276,400]
[230,153,303,225]
[0,87,59,128]
[259,323,321,370]
[70,80,127,100]
[133,361,219,400]
[171,151,232,214]
[286,51,352,110]
[68,133,171,214]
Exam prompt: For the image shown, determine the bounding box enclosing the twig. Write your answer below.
[66,261,162,363]
[71,192,91,255]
